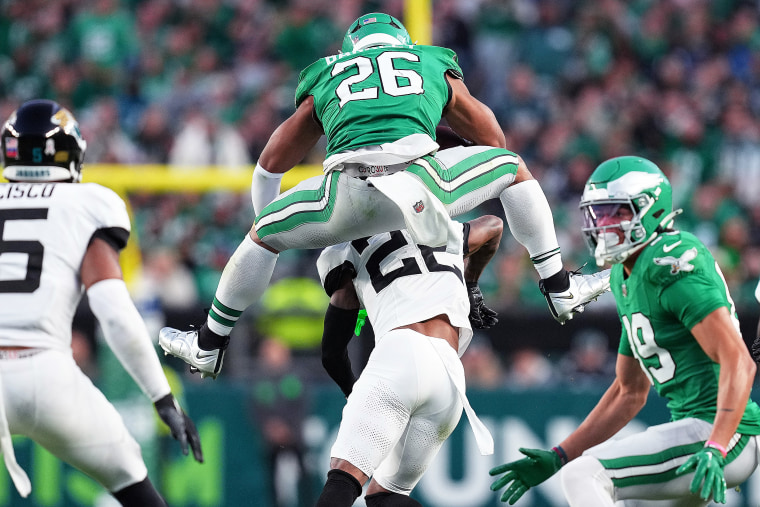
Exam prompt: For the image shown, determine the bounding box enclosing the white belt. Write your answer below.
[337,161,410,178]
[426,337,494,456]
[0,348,43,360]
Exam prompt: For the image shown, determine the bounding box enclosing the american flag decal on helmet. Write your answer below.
[5,138,17,158]
[413,201,424,213]
[362,17,377,24]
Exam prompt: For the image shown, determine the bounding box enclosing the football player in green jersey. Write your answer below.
[490,156,760,506]
[159,12,610,379]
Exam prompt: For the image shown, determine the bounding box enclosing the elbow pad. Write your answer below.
[251,163,284,215]
[87,278,171,401]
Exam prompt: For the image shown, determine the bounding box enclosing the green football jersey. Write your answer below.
[295,44,463,158]
[613,230,760,434]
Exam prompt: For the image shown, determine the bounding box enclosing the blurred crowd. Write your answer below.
[4,0,760,386]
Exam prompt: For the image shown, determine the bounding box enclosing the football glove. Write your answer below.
[154,394,204,463]
[490,448,562,504]
[467,283,499,329]
[676,447,727,503]
[750,333,760,362]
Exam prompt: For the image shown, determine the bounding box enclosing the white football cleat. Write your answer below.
[159,327,226,379]
[540,269,611,325]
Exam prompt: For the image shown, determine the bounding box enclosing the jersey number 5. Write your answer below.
[0,208,47,293]
[332,52,424,108]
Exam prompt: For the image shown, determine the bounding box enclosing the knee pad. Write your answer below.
[316,469,362,507]
[365,491,423,507]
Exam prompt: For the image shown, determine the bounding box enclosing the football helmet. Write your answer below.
[580,156,682,266]
[341,12,412,53]
[2,99,87,183]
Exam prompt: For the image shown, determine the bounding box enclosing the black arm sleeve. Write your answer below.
[90,227,130,251]
[322,304,360,398]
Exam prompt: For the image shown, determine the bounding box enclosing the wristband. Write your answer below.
[705,440,728,459]
[552,445,569,465]
[251,163,283,215]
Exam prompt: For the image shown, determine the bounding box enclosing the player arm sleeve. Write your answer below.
[251,163,284,215]
[87,278,171,402]
[322,304,359,398]
[91,227,129,251]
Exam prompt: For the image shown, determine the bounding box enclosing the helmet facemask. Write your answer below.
[581,198,652,267]
[579,156,682,267]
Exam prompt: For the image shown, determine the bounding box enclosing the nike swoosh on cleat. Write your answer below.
[194,350,217,361]
[552,293,575,300]
[662,240,682,253]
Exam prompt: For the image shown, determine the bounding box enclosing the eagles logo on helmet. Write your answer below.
[1,99,87,183]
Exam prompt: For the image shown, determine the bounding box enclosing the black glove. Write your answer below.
[467,283,499,329]
[154,394,204,463]
[751,333,760,362]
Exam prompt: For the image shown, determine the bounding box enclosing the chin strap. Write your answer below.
[655,208,683,234]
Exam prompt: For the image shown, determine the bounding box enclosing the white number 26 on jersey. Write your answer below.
[332,52,424,108]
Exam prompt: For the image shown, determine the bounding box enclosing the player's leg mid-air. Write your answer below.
[158,12,610,380]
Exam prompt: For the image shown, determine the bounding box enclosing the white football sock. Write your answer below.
[500,179,563,279]
[207,234,278,336]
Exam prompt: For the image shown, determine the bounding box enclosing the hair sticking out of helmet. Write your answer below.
[1,99,87,183]
[341,12,413,53]
[579,156,682,266]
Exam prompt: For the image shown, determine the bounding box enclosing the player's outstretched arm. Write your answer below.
[463,215,503,329]
[489,448,563,504]
[491,354,649,503]
[82,237,203,462]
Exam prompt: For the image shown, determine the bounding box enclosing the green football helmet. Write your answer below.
[579,156,682,266]
[341,12,412,53]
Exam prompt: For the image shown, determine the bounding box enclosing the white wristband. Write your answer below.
[251,163,283,215]
[87,279,171,402]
